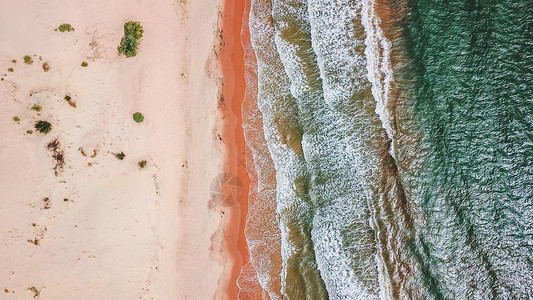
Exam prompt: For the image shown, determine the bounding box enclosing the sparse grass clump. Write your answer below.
[117,21,144,57]
[115,152,126,160]
[7,68,13,72]
[34,120,52,134]
[42,62,50,72]
[47,139,64,175]
[28,239,40,246]
[31,104,42,112]
[81,61,88,67]
[28,286,40,298]
[24,55,33,64]
[133,112,144,123]
[11,59,16,63]
[26,130,33,134]
[13,116,20,123]
[64,95,76,107]
[57,23,74,32]
[138,160,147,168]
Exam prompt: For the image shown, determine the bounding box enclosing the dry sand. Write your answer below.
[0,0,235,299]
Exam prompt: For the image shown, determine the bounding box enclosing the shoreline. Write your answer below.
[218,0,255,298]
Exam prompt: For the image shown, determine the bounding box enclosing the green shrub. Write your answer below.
[26,130,33,134]
[138,160,147,168]
[58,23,74,32]
[24,55,33,64]
[13,116,20,123]
[7,68,13,72]
[11,59,16,63]
[81,61,88,67]
[64,95,71,101]
[133,112,144,123]
[31,104,42,112]
[117,21,144,57]
[34,120,52,134]
[115,152,125,160]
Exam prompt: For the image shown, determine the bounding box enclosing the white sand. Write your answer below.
[0,0,231,299]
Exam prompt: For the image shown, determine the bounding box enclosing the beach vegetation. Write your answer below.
[34,120,52,134]
[24,55,33,64]
[115,152,126,160]
[11,59,16,63]
[117,21,144,57]
[81,61,88,67]
[7,68,13,72]
[26,130,33,134]
[28,239,40,246]
[31,104,42,112]
[138,160,147,168]
[28,286,40,298]
[13,116,20,123]
[57,23,74,32]
[42,62,50,72]
[133,112,144,123]
[47,139,65,175]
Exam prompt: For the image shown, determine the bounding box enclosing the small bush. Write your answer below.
[115,152,125,160]
[42,62,50,72]
[26,130,33,134]
[81,61,88,67]
[47,139,64,175]
[117,21,144,57]
[138,160,147,168]
[11,59,16,63]
[7,68,13,72]
[34,120,52,134]
[13,116,20,123]
[133,112,144,123]
[58,23,74,32]
[31,104,42,112]
[24,55,33,64]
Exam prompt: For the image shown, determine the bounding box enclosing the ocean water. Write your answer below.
[240,0,533,299]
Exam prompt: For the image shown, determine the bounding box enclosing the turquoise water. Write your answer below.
[242,0,533,299]
[400,1,533,299]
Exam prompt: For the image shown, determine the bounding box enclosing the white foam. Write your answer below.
[361,0,397,155]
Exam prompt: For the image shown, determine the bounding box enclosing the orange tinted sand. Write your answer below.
[237,0,278,298]
[219,0,254,298]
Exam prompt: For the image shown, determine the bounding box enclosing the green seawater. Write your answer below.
[400,1,533,298]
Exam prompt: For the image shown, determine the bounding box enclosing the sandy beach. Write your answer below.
[0,0,238,298]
